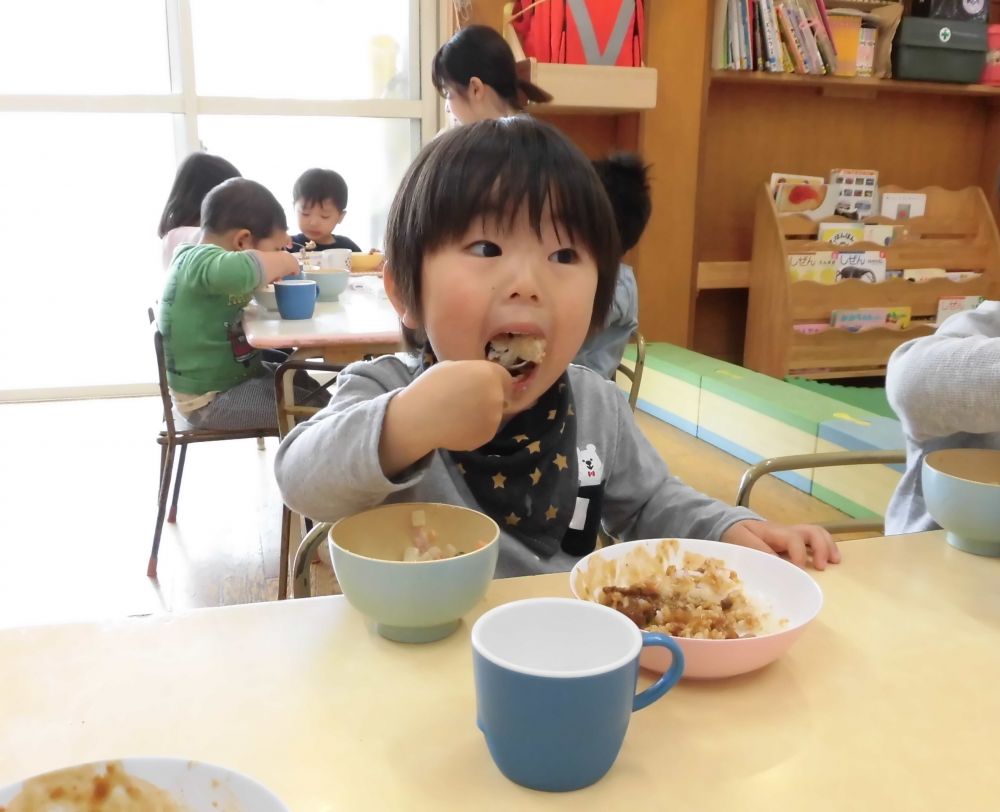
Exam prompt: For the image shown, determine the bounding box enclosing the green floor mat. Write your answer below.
[784,377,897,420]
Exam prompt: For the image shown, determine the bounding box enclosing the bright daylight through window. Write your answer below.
[0,0,436,397]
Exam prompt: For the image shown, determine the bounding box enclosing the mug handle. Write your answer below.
[632,632,685,711]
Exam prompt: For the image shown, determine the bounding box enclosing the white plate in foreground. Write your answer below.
[0,758,289,811]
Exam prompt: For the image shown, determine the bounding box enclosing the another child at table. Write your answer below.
[885,299,1000,533]
[158,151,241,271]
[287,168,363,254]
[160,178,328,431]
[274,118,839,576]
[574,153,649,379]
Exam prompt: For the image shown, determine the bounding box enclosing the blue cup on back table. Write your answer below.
[274,279,318,320]
[471,597,684,792]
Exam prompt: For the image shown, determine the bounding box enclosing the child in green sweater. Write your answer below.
[159,177,320,430]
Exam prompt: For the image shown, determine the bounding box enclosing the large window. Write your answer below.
[0,0,440,400]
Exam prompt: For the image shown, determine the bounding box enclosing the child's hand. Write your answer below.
[720,519,840,570]
[409,360,513,451]
[257,250,301,284]
[379,360,512,478]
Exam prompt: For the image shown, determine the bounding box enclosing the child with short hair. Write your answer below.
[274,118,838,575]
[288,168,363,253]
[157,151,241,271]
[574,153,649,379]
[885,300,1000,533]
[160,177,323,431]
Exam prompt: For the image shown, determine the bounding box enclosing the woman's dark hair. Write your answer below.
[592,153,652,253]
[431,24,552,111]
[157,152,241,238]
[201,178,287,240]
[293,168,350,211]
[385,117,620,346]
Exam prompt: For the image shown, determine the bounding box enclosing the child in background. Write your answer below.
[885,300,1000,533]
[160,178,326,431]
[574,153,648,379]
[274,118,838,576]
[287,168,363,253]
[157,152,241,271]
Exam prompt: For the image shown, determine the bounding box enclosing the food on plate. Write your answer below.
[575,539,782,640]
[401,509,486,562]
[486,334,546,372]
[5,762,190,812]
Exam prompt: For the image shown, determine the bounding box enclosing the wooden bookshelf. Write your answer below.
[711,70,1000,100]
[743,184,1000,380]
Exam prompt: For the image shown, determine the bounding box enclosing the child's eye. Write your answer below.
[467,241,502,258]
[549,247,579,264]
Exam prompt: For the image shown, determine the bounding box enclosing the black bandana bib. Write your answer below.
[420,348,580,558]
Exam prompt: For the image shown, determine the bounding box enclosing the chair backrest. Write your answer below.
[148,307,178,437]
[615,329,646,412]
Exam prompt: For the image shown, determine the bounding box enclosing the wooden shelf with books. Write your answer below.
[711,70,1000,100]
[743,184,1000,380]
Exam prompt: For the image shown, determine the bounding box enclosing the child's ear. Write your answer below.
[232,229,254,250]
[383,263,421,329]
[336,209,346,226]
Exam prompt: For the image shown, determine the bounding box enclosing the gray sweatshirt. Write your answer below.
[885,300,1000,534]
[274,355,758,577]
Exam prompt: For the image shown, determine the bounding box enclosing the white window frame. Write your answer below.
[0,0,443,402]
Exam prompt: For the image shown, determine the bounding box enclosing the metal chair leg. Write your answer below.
[167,444,188,524]
[292,522,332,599]
[150,442,176,578]
[257,436,266,451]
[278,504,292,600]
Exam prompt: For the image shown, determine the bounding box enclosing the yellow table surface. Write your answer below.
[2,531,998,811]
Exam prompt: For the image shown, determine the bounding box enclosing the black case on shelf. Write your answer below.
[909,0,988,23]
[893,17,987,82]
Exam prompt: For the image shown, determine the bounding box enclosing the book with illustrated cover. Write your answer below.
[788,251,837,283]
[776,182,830,213]
[936,296,983,324]
[833,250,887,283]
[863,224,907,246]
[819,222,865,245]
[881,192,927,220]
[830,306,911,332]
[829,168,879,218]
[770,172,824,195]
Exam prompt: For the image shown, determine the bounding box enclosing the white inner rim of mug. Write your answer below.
[471,598,641,678]
[275,280,316,286]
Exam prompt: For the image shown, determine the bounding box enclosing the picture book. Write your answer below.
[881,192,927,220]
[829,168,879,218]
[863,224,907,246]
[788,251,837,283]
[833,250,887,283]
[770,172,824,196]
[830,306,911,332]
[793,322,830,334]
[936,296,983,324]
[819,222,865,246]
[775,182,831,214]
[902,268,947,282]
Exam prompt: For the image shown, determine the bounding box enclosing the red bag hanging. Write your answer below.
[510,0,645,67]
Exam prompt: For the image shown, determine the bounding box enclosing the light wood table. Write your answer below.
[2,532,998,810]
[243,274,401,365]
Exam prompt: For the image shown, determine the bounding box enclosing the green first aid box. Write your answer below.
[893,17,986,83]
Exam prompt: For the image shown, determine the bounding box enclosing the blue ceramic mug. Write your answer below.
[274,279,318,320]
[471,597,684,792]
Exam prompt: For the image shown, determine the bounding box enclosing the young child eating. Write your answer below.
[274,118,839,575]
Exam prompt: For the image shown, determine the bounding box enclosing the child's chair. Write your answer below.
[148,308,278,579]
[615,329,646,412]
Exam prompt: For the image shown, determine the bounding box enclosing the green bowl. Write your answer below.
[922,448,1000,557]
[329,503,500,643]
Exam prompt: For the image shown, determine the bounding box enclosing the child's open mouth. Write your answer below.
[486,333,546,386]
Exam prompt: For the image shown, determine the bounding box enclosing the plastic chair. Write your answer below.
[736,449,907,535]
[616,329,646,412]
[273,359,343,599]
[148,308,277,579]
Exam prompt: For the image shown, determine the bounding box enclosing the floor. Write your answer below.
[0,397,850,629]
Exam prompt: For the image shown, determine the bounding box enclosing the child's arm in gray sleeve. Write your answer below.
[273,369,429,522]
[601,398,759,542]
[886,309,1000,443]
